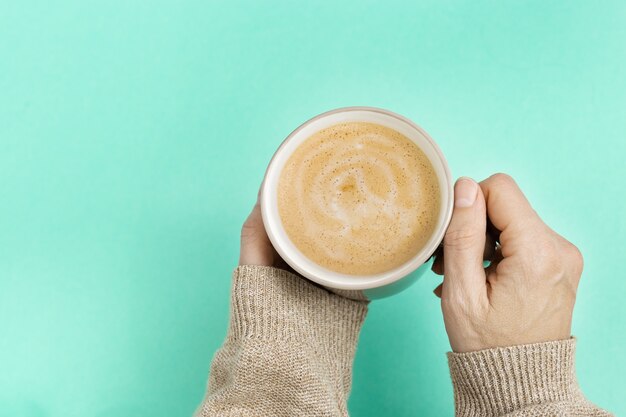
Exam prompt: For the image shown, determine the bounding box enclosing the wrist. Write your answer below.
[228,265,368,354]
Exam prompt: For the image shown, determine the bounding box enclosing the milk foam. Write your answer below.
[278,122,440,275]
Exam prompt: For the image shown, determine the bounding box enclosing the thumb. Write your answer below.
[442,177,487,300]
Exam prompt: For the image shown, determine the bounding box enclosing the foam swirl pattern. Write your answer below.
[278,122,440,275]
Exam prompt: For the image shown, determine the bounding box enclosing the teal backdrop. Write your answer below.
[1,1,624,416]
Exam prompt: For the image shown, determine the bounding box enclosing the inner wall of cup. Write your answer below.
[263,109,452,290]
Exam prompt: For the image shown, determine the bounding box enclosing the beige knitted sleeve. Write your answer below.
[194,265,368,417]
[447,338,613,416]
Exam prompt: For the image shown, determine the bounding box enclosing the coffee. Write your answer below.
[277,121,440,275]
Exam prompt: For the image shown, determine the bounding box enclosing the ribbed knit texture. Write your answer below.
[194,265,368,417]
[448,339,613,416]
[195,265,612,416]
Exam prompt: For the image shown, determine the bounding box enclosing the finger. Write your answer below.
[430,244,444,274]
[433,283,443,298]
[431,255,444,275]
[442,177,487,300]
[485,244,503,276]
[257,177,264,202]
[479,173,542,246]
[239,185,274,266]
[486,216,501,243]
[483,232,497,261]
[272,246,299,275]
[432,231,498,276]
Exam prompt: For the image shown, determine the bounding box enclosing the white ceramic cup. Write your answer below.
[261,107,454,298]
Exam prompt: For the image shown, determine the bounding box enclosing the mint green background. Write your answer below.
[1,1,624,416]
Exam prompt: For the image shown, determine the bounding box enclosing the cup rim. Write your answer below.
[261,106,454,290]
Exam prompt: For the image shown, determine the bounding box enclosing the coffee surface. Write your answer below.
[278,122,440,275]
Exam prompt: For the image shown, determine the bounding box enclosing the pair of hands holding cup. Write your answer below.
[240,173,583,352]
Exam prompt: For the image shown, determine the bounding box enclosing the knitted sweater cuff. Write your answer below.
[227,265,368,355]
[447,337,580,416]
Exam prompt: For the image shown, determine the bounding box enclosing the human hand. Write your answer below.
[432,174,583,353]
[239,184,299,275]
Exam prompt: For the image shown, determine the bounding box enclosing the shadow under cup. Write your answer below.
[261,107,454,299]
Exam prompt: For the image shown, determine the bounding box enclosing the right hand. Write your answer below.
[432,173,584,353]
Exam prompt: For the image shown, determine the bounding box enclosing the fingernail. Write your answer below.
[455,177,478,207]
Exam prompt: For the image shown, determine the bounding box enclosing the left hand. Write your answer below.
[239,183,299,276]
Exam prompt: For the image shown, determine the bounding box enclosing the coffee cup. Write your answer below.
[261,107,453,298]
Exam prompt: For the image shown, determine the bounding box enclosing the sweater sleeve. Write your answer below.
[194,265,368,417]
[447,338,613,416]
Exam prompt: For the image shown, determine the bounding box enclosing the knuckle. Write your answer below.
[489,172,517,188]
[534,237,559,258]
[529,238,561,275]
[526,235,584,282]
[240,220,260,240]
[564,242,584,274]
[444,228,481,250]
